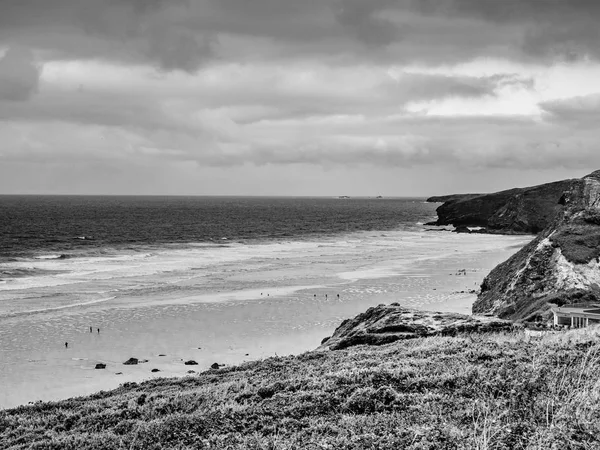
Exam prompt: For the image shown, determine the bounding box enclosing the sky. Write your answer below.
[1,0,600,196]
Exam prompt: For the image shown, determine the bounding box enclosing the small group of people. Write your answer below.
[64,326,101,348]
[314,294,340,299]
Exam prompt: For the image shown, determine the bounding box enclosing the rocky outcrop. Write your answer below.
[317,304,513,351]
[427,193,482,203]
[474,170,600,320]
[427,179,579,234]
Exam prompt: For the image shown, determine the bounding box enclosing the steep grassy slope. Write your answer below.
[3,328,600,449]
[474,170,600,320]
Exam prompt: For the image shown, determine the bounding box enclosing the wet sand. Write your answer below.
[0,231,531,409]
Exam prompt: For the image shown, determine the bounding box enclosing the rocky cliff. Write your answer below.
[473,170,600,320]
[318,304,513,350]
[427,179,578,234]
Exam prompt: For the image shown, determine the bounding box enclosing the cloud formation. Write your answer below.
[1,0,600,194]
[0,47,40,101]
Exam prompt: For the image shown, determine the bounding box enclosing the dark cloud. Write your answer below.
[0,0,519,70]
[411,0,600,61]
[385,72,502,101]
[0,0,212,72]
[540,94,600,125]
[0,89,203,136]
[0,47,40,101]
[438,0,600,24]
[6,0,598,69]
[335,0,399,46]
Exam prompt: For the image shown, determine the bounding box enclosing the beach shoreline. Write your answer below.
[0,230,531,410]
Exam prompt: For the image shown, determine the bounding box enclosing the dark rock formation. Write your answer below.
[427,194,482,203]
[210,363,221,369]
[474,170,600,320]
[151,369,160,373]
[123,358,138,365]
[317,304,513,351]
[184,360,198,366]
[427,179,579,234]
[94,363,106,369]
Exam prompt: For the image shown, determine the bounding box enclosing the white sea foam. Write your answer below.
[0,230,531,314]
[0,229,533,409]
[0,296,117,318]
[34,255,66,260]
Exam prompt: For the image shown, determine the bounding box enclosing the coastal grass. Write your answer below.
[3,329,600,449]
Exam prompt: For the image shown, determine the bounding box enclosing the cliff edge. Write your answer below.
[318,304,512,350]
[427,179,578,234]
[473,170,600,320]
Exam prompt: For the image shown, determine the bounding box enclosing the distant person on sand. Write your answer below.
[65,342,68,349]
[97,328,100,334]
[89,326,92,333]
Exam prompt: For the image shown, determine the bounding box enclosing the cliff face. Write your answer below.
[473,171,600,320]
[318,304,513,351]
[428,180,578,234]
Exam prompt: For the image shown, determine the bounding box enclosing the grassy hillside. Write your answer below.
[2,328,600,449]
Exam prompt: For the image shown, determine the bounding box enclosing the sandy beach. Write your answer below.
[0,230,531,409]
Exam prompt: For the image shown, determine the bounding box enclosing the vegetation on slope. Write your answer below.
[474,171,600,321]
[2,328,600,449]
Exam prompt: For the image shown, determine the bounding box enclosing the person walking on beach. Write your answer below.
[65,342,68,349]
[97,328,100,334]
[89,326,92,333]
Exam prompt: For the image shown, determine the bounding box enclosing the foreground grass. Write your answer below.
[2,329,600,449]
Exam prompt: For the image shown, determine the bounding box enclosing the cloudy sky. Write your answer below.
[1,0,600,196]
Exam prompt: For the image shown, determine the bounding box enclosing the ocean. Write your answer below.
[0,196,530,408]
[0,195,432,258]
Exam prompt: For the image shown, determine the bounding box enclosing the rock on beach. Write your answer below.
[318,304,513,351]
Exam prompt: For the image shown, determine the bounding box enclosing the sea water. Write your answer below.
[0,196,530,408]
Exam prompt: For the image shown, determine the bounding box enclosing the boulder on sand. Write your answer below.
[123,358,139,365]
[94,363,106,369]
[184,360,198,365]
[211,363,221,369]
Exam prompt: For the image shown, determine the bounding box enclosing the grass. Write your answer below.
[2,328,600,449]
